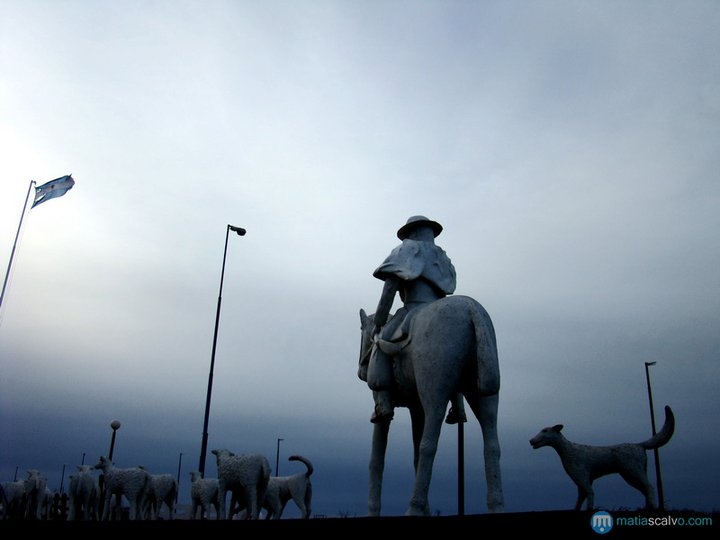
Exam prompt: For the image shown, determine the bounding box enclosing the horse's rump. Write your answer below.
[403,295,499,396]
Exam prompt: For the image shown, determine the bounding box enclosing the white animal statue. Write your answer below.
[358,296,504,516]
[38,486,53,520]
[189,471,220,520]
[94,455,151,520]
[1,479,26,519]
[529,405,675,510]
[211,448,270,520]
[263,455,313,519]
[23,469,48,520]
[144,473,178,520]
[68,465,99,521]
[231,455,314,520]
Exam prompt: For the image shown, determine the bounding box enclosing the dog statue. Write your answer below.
[529,405,675,510]
[265,455,313,519]
[231,455,314,520]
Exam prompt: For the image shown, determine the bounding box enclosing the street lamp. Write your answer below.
[275,438,284,477]
[59,464,66,493]
[176,452,183,506]
[108,420,121,461]
[100,419,121,518]
[644,361,665,510]
[198,224,246,477]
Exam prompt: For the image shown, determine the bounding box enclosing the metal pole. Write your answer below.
[1,180,34,311]
[176,452,183,506]
[199,224,245,477]
[108,420,121,461]
[275,438,284,476]
[458,419,464,516]
[100,420,120,518]
[644,362,665,510]
[59,464,66,493]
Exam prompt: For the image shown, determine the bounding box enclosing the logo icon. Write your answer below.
[590,510,614,534]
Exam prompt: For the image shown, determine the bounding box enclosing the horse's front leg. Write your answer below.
[368,419,390,516]
[406,408,444,516]
[409,405,425,473]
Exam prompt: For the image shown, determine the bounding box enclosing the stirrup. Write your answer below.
[370,407,394,424]
[445,407,467,425]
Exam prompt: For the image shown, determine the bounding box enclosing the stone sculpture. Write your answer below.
[358,216,504,516]
[529,405,675,510]
[211,448,270,520]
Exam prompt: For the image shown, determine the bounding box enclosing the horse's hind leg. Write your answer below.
[368,420,390,516]
[473,393,504,512]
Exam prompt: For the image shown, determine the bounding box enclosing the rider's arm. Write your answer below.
[373,276,399,334]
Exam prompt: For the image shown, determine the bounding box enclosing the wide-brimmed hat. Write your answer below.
[397,215,443,240]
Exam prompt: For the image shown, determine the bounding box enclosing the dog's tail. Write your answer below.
[288,455,314,478]
[640,405,675,449]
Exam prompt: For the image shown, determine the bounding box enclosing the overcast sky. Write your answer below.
[1,0,718,518]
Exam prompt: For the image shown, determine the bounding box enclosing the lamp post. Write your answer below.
[198,224,246,477]
[458,415,464,516]
[275,438,284,477]
[59,464,66,493]
[100,420,121,518]
[108,420,121,461]
[644,361,665,510]
[176,452,183,506]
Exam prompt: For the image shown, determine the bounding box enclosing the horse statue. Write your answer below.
[358,294,504,516]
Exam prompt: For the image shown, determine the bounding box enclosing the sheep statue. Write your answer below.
[68,465,99,521]
[144,473,178,520]
[189,471,221,520]
[23,469,48,520]
[1,479,26,520]
[211,449,270,520]
[94,455,151,520]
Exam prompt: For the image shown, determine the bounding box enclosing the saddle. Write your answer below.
[374,301,468,425]
[375,306,422,355]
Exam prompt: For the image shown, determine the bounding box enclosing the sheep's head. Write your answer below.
[94,456,110,470]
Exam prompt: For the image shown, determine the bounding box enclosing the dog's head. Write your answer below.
[529,424,564,449]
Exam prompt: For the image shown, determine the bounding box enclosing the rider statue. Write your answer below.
[364,215,465,424]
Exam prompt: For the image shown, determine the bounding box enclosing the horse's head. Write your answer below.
[358,308,375,382]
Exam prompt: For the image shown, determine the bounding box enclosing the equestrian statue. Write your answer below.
[358,216,504,516]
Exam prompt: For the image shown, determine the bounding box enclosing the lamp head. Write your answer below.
[229,225,246,236]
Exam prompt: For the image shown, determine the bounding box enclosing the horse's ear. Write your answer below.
[360,308,367,323]
[553,424,564,432]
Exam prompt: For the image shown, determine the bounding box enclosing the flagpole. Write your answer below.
[0,180,35,312]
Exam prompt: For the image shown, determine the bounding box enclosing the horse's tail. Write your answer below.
[469,298,500,396]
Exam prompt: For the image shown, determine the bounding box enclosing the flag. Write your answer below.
[31,175,75,208]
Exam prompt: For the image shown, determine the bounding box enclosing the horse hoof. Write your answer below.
[405,504,429,517]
